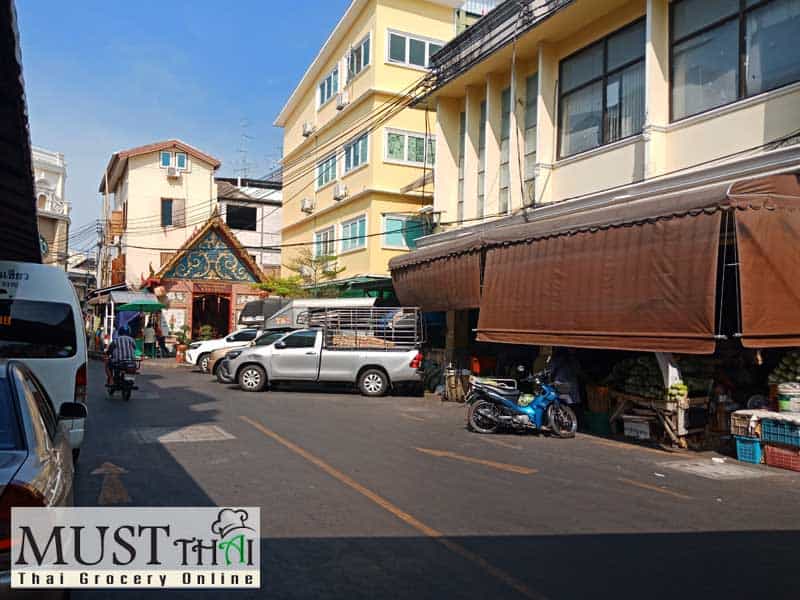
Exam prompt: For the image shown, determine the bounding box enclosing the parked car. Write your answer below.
[228,314,423,396]
[185,328,261,373]
[0,261,88,462]
[0,360,82,599]
[211,329,290,382]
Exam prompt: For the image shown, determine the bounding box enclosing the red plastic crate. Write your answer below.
[764,444,800,473]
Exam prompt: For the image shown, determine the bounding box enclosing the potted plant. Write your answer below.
[198,324,215,341]
[174,325,190,363]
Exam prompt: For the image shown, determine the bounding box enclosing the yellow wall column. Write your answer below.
[644,0,669,179]
[508,59,529,212]
[485,74,504,217]
[534,43,557,205]
[463,85,482,221]
[434,96,462,224]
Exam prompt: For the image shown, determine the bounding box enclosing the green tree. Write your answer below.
[287,247,345,298]
[253,274,308,298]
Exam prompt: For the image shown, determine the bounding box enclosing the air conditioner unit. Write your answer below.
[335,92,349,111]
[166,167,180,178]
[300,197,315,214]
[333,183,348,201]
[302,122,316,137]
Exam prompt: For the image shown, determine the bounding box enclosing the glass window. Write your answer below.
[344,134,368,173]
[314,227,335,257]
[231,330,258,342]
[0,300,76,358]
[499,87,511,214]
[407,135,425,163]
[745,0,800,96]
[281,330,318,349]
[316,155,337,188]
[384,216,423,249]
[389,33,406,62]
[409,38,426,67]
[226,205,257,231]
[524,74,538,202]
[341,216,366,252]
[477,100,487,218]
[0,377,22,450]
[387,132,405,160]
[458,111,466,223]
[318,67,339,105]
[160,151,171,168]
[348,35,371,81]
[671,0,800,121]
[175,152,187,170]
[255,332,285,346]
[559,20,645,157]
[429,43,443,63]
[161,198,173,227]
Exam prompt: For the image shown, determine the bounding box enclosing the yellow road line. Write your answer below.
[478,436,524,451]
[240,415,546,600]
[618,477,692,500]
[415,447,537,475]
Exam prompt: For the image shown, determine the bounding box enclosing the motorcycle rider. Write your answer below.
[105,326,137,385]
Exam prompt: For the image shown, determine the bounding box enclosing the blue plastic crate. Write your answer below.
[735,436,763,464]
[761,419,800,448]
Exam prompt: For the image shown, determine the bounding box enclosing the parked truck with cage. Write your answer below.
[228,306,424,396]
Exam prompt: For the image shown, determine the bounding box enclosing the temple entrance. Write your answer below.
[192,294,231,339]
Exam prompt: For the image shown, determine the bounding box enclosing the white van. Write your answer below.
[0,261,87,459]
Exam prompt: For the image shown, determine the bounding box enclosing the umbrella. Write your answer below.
[116,300,165,313]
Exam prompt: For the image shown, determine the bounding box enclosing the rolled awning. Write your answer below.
[730,175,800,347]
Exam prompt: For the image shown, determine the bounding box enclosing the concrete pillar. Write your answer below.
[485,74,504,217]
[434,97,463,224]
[509,59,529,212]
[463,85,482,221]
[644,0,669,178]
[535,43,557,205]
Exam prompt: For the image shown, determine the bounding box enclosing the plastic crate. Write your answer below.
[584,411,611,436]
[761,419,800,448]
[734,436,762,464]
[730,413,759,438]
[764,444,800,473]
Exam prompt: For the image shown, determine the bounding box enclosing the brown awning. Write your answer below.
[732,175,800,347]
[477,212,722,353]
[392,251,482,311]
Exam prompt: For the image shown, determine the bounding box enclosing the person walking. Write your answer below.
[143,321,157,358]
[154,319,169,357]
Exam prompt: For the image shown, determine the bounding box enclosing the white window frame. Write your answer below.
[343,133,369,175]
[175,151,188,171]
[339,214,368,254]
[315,154,338,190]
[383,128,435,167]
[385,29,445,70]
[318,65,340,108]
[159,151,172,169]
[382,214,420,250]
[314,226,336,257]
[347,33,372,83]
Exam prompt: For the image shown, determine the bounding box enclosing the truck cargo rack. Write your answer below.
[299,307,423,350]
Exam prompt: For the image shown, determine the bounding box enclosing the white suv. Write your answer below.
[185,328,260,372]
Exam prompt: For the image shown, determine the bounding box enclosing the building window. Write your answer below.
[383,215,424,250]
[671,0,800,121]
[344,134,369,173]
[477,100,487,218]
[316,155,337,189]
[226,205,258,231]
[175,152,187,170]
[348,34,371,81]
[499,87,511,214]
[37,194,48,211]
[161,198,173,227]
[160,151,171,168]
[387,31,444,68]
[457,111,466,223]
[559,19,645,158]
[318,66,339,107]
[314,227,336,257]
[524,74,538,204]
[384,129,434,166]
[340,215,367,252]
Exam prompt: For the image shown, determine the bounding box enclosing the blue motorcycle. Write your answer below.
[466,367,577,438]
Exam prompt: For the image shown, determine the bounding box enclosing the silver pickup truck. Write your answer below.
[223,307,423,396]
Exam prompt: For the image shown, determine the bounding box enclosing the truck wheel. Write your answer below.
[239,365,267,392]
[198,354,211,373]
[358,369,388,397]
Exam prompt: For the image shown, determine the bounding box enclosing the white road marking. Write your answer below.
[132,425,235,444]
[661,459,772,480]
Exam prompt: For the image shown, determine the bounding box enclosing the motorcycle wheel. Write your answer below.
[122,387,132,402]
[547,404,577,438]
[468,400,499,434]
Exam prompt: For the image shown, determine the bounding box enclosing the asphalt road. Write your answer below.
[73,360,800,600]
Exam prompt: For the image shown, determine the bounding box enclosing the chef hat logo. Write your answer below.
[211,508,254,538]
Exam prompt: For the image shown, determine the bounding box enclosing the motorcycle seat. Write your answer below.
[474,381,521,399]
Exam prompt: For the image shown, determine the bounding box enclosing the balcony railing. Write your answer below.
[38,197,70,217]
[461,0,503,16]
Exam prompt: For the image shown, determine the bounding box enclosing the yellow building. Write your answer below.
[275,0,500,290]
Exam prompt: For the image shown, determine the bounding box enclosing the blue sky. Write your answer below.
[17,0,350,251]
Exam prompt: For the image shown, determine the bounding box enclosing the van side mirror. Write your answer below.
[59,402,87,420]
[274,341,287,350]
